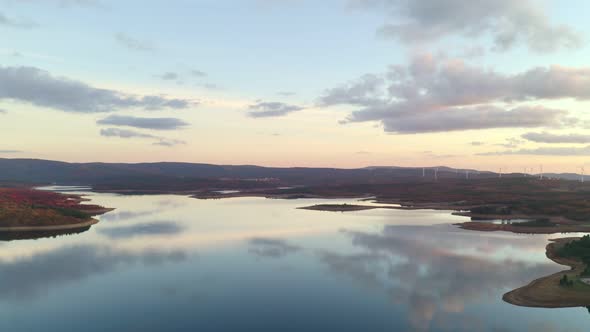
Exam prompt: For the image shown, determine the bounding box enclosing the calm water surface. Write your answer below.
[0,191,588,331]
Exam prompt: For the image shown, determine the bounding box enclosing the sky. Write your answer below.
[1,0,590,173]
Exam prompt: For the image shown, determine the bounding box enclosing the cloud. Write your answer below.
[97,115,189,130]
[98,221,184,239]
[349,0,582,53]
[381,106,568,133]
[277,91,296,97]
[0,66,192,113]
[247,101,304,118]
[152,138,186,147]
[494,137,524,148]
[479,145,590,156]
[115,32,155,52]
[522,131,590,144]
[56,0,103,7]
[14,0,105,8]
[158,72,179,81]
[0,150,22,153]
[248,237,301,258]
[196,83,220,90]
[157,70,207,84]
[190,69,207,77]
[470,141,484,146]
[100,128,155,139]
[100,128,186,147]
[320,54,588,133]
[0,108,6,114]
[0,11,37,29]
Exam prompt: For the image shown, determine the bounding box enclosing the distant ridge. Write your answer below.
[0,158,580,187]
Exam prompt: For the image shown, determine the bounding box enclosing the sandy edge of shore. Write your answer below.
[0,218,99,232]
[503,238,590,308]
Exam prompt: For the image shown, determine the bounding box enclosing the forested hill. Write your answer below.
[0,158,567,189]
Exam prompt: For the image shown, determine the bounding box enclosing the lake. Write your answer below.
[0,191,587,331]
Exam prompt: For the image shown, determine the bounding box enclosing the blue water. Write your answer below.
[0,192,587,331]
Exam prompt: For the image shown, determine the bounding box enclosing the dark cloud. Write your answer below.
[0,11,37,29]
[522,131,590,144]
[97,115,189,130]
[0,245,185,302]
[115,32,155,52]
[248,101,304,118]
[0,66,192,113]
[0,150,22,153]
[320,55,588,133]
[479,145,590,156]
[98,221,184,239]
[349,0,582,53]
[248,237,301,258]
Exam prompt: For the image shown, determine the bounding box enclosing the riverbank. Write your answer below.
[503,238,590,308]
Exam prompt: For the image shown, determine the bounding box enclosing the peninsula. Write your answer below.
[503,236,590,308]
[0,187,112,233]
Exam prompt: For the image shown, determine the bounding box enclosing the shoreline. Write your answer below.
[0,218,99,232]
[1,188,114,232]
[297,202,590,234]
[503,238,590,308]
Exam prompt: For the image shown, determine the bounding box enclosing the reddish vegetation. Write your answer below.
[0,188,110,228]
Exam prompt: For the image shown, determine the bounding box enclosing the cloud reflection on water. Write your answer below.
[248,237,302,259]
[98,221,184,239]
[0,245,186,302]
[318,225,558,331]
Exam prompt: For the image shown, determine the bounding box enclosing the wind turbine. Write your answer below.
[434,168,439,181]
[540,165,544,180]
[498,167,502,178]
[422,167,425,177]
[465,170,470,180]
[581,166,585,183]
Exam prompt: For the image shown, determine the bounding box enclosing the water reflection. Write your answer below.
[98,221,185,239]
[248,237,302,259]
[0,193,588,331]
[318,225,559,331]
[0,245,186,302]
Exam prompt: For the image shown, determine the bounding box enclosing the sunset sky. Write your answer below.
[1,0,590,173]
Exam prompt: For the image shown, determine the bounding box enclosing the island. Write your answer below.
[298,204,384,212]
[0,187,112,236]
[503,236,590,308]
